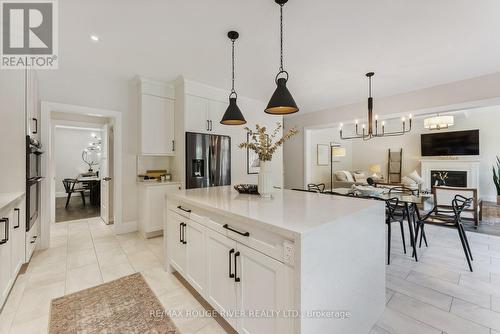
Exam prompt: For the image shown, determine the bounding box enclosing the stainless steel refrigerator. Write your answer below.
[185,132,231,189]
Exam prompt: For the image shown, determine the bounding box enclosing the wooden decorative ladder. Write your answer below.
[388,148,403,183]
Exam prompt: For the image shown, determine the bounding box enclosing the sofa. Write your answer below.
[332,170,375,189]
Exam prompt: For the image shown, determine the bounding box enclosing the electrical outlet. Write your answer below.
[283,241,295,265]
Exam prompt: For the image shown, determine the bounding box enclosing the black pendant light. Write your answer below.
[220,31,246,125]
[265,0,299,115]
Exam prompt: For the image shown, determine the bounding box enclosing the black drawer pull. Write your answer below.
[30,235,37,244]
[179,222,183,243]
[234,251,241,282]
[32,118,38,134]
[14,208,20,229]
[181,223,187,244]
[0,218,8,244]
[223,224,250,237]
[229,248,235,278]
[177,206,191,213]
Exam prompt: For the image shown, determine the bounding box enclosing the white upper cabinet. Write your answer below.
[26,70,39,140]
[138,78,175,156]
[184,94,229,135]
[185,94,209,134]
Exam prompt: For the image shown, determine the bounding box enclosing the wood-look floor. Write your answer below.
[55,196,100,223]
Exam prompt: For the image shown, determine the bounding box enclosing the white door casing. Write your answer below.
[100,123,110,224]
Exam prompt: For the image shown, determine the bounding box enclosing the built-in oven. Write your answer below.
[26,135,43,232]
[26,177,41,232]
[26,135,43,179]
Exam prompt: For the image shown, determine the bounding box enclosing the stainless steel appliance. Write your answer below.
[26,135,43,232]
[185,132,231,189]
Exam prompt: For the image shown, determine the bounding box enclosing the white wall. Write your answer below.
[284,72,500,190]
[307,128,353,187]
[54,127,101,196]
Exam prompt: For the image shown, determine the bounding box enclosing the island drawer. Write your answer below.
[168,202,294,265]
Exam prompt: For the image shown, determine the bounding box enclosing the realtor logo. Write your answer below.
[1,0,58,69]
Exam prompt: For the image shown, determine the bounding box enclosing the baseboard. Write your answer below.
[114,220,137,234]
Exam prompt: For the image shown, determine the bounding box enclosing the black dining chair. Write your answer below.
[388,186,428,247]
[307,183,326,193]
[385,197,407,265]
[62,179,87,208]
[415,194,474,271]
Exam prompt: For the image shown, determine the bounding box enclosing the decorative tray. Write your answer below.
[234,184,259,195]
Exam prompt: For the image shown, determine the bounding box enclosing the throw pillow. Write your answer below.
[402,176,418,189]
[353,172,367,183]
[408,170,424,185]
[344,171,355,182]
[334,171,348,182]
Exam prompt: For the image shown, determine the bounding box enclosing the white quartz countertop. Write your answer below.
[168,186,383,236]
[0,192,25,211]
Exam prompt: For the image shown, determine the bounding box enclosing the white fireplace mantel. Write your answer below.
[420,158,480,191]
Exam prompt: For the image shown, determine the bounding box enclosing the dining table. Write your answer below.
[77,175,101,206]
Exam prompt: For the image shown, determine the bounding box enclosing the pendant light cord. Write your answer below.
[231,38,236,93]
[279,4,284,72]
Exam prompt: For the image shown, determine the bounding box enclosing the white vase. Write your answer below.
[258,160,273,198]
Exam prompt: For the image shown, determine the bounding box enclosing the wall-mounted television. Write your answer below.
[421,130,479,156]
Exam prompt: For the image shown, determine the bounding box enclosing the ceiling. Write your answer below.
[57,0,500,113]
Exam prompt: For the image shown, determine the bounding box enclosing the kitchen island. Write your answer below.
[164,186,385,334]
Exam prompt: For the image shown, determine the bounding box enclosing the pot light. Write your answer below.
[90,35,100,42]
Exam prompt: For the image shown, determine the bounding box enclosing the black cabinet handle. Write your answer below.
[31,235,37,244]
[223,224,250,237]
[0,218,9,244]
[177,206,191,213]
[234,251,241,282]
[209,120,213,131]
[32,118,38,134]
[179,222,183,243]
[172,140,175,152]
[14,208,20,229]
[206,120,210,131]
[182,223,187,244]
[229,248,235,278]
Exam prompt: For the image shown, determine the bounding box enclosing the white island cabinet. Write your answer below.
[164,186,385,334]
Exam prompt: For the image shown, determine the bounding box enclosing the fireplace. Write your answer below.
[431,170,467,187]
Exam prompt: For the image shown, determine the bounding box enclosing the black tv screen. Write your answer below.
[421,130,479,156]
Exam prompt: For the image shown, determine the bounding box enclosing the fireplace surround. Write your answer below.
[420,159,480,191]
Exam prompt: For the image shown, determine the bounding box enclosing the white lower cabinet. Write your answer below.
[0,197,26,309]
[167,213,186,275]
[236,243,293,334]
[184,219,206,295]
[167,209,294,334]
[0,210,13,307]
[139,183,181,238]
[206,229,238,329]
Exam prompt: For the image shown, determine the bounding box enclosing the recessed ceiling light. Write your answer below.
[90,35,100,42]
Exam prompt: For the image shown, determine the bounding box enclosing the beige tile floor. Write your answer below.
[2,217,500,333]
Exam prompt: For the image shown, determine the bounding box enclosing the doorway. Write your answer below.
[40,102,123,250]
[53,120,114,224]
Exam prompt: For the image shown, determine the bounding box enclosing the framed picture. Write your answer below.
[246,133,259,174]
[317,144,329,166]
